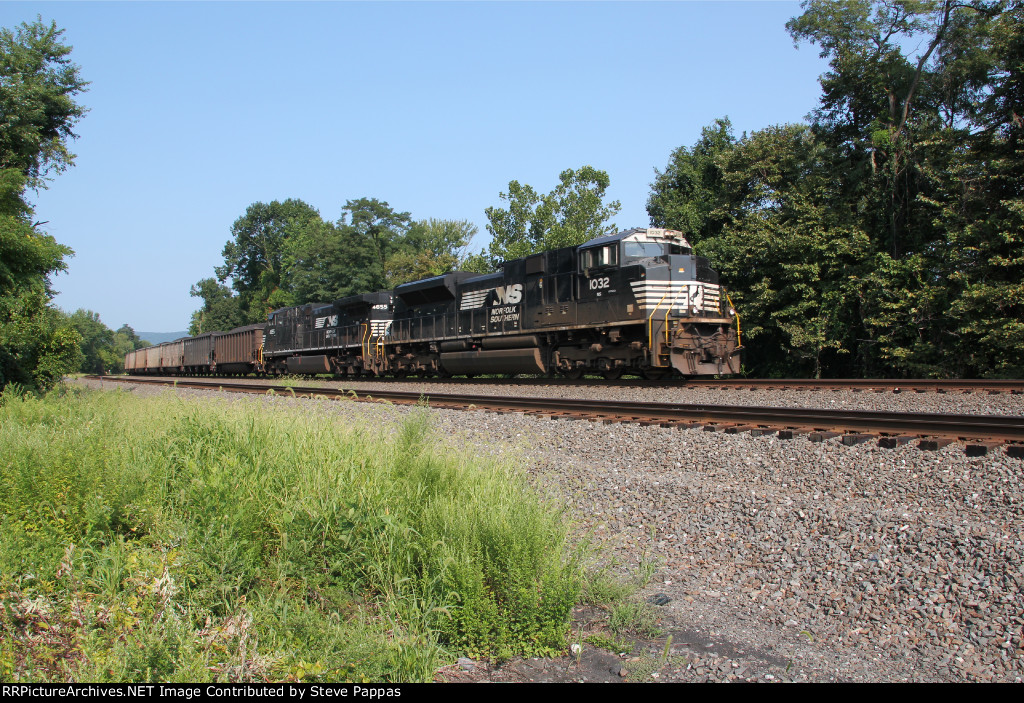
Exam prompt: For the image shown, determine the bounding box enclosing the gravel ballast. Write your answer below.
[81,378,1024,682]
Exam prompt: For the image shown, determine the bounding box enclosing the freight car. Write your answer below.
[126,228,741,379]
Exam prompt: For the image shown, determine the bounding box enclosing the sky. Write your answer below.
[3,1,830,333]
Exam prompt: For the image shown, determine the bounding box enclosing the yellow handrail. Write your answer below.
[725,291,742,347]
[647,289,672,353]
[663,285,692,347]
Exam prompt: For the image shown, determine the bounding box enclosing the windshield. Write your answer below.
[623,242,693,259]
[624,242,666,259]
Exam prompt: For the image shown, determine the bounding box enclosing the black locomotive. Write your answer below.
[127,228,742,379]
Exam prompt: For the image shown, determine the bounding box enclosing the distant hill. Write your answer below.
[137,331,189,346]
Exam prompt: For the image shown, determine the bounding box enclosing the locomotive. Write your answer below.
[126,228,742,379]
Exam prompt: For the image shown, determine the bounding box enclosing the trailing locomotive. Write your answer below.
[126,228,742,379]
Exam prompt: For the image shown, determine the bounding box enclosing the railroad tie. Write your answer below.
[842,433,876,446]
[918,437,954,451]
[878,435,915,448]
[964,441,1003,457]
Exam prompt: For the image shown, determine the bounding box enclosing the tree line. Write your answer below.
[647,0,1021,378]
[188,165,621,334]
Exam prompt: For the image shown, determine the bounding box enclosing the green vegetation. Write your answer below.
[0,388,583,681]
[0,18,88,394]
[649,0,1023,379]
[192,200,482,333]
[191,166,624,331]
[480,166,622,269]
[67,311,149,374]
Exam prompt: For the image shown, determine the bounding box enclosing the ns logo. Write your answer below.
[494,284,523,305]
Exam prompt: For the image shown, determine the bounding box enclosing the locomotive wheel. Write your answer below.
[561,367,585,380]
[602,368,624,380]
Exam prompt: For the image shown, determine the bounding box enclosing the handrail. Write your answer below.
[725,291,742,347]
[647,289,672,354]
[647,284,692,368]
[663,284,692,348]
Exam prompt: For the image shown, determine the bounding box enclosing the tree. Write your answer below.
[283,218,384,305]
[0,18,86,393]
[485,166,621,267]
[0,176,82,391]
[188,278,246,335]
[647,118,737,245]
[108,324,146,373]
[0,293,81,391]
[537,166,622,250]
[385,218,477,286]
[342,197,412,274]
[697,124,873,377]
[404,218,476,264]
[115,324,148,349]
[68,309,113,374]
[0,17,88,189]
[785,0,1021,377]
[216,199,323,323]
[203,197,468,314]
[0,174,72,297]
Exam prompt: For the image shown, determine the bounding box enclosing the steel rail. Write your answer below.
[90,376,1024,445]
[105,374,1024,393]
[682,378,1024,393]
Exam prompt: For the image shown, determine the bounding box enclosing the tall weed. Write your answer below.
[0,389,583,681]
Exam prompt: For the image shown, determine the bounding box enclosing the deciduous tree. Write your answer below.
[485,166,621,268]
[188,278,246,335]
[0,18,86,392]
[647,118,736,245]
[216,199,323,322]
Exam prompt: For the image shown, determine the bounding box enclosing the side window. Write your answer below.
[582,245,618,270]
[600,245,617,267]
[582,249,595,270]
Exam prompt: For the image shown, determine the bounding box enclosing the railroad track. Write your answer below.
[88,376,1024,458]
[106,374,1024,393]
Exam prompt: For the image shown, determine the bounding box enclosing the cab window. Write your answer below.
[582,244,618,269]
[624,242,666,259]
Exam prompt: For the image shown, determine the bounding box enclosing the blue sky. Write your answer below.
[4,1,829,332]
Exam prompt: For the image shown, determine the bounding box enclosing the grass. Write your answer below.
[0,384,584,682]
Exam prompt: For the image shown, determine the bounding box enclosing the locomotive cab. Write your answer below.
[574,228,740,376]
